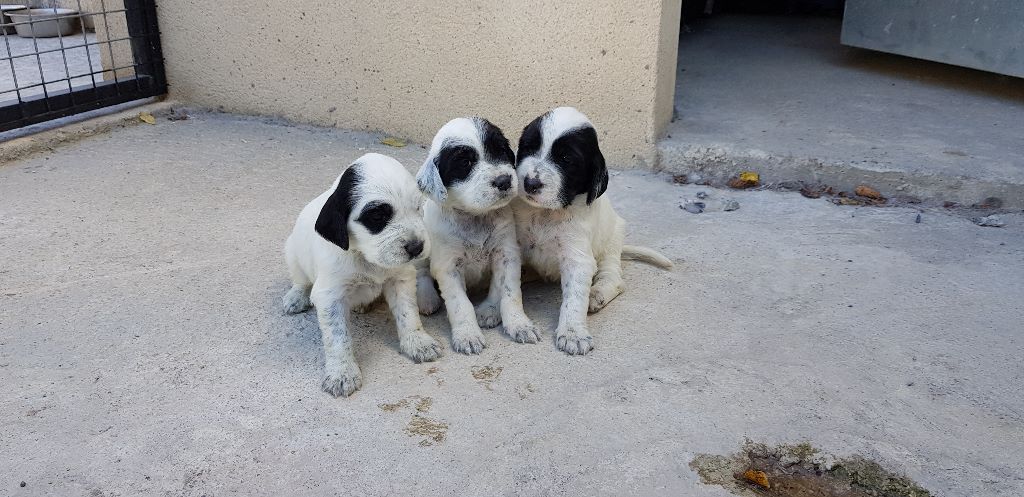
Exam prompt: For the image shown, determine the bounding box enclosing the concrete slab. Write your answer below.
[1,112,1022,496]
[662,15,1024,209]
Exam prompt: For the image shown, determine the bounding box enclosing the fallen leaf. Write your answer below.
[799,186,822,199]
[381,137,406,147]
[742,469,771,489]
[854,185,882,200]
[727,171,759,189]
[833,197,865,206]
[671,174,688,184]
[138,112,156,125]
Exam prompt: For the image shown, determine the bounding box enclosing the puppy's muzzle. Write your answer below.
[404,239,425,258]
[524,176,543,195]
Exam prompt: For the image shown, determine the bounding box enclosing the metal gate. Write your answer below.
[0,0,165,132]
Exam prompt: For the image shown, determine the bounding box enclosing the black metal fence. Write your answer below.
[0,0,165,132]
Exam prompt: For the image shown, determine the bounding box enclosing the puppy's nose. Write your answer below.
[492,174,512,192]
[524,176,543,194]
[404,239,425,258]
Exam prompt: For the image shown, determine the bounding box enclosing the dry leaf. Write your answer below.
[381,137,406,147]
[854,185,882,200]
[138,112,156,125]
[728,171,760,189]
[742,469,771,489]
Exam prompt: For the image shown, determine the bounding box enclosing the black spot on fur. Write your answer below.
[550,126,608,207]
[356,201,393,234]
[516,113,546,164]
[315,164,361,250]
[435,143,479,187]
[477,118,515,166]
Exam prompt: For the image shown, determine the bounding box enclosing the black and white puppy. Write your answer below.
[416,117,540,354]
[513,107,673,355]
[283,153,441,397]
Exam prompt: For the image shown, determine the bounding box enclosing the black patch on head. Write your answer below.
[477,118,515,166]
[549,126,608,207]
[315,164,361,250]
[516,113,546,165]
[435,143,479,187]
[356,201,393,234]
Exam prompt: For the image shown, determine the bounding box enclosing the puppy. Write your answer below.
[283,153,441,397]
[416,117,540,354]
[513,107,673,355]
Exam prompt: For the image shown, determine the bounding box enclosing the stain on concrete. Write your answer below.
[405,415,448,446]
[690,441,931,497]
[471,365,502,390]
[414,396,432,412]
[377,399,409,412]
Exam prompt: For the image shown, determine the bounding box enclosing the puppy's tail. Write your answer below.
[622,245,673,270]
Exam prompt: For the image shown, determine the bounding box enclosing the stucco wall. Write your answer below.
[155,0,681,167]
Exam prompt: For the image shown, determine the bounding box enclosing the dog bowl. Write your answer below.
[7,8,79,38]
[1,5,27,34]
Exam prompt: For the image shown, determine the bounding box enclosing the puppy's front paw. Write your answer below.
[321,363,363,398]
[282,286,311,314]
[401,331,443,363]
[588,283,623,314]
[555,324,594,355]
[451,329,486,355]
[475,302,502,328]
[504,321,541,344]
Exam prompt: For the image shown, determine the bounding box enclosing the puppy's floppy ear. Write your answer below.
[416,155,447,204]
[315,165,361,250]
[584,128,608,205]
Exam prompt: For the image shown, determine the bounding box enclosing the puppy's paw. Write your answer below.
[321,363,363,398]
[451,329,486,355]
[504,321,541,344]
[401,332,443,363]
[475,301,502,328]
[282,286,311,314]
[417,277,442,315]
[555,324,594,356]
[588,282,623,314]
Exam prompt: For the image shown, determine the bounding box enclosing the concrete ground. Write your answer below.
[1,31,102,103]
[1,111,1022,496]
[662,15,1024,209]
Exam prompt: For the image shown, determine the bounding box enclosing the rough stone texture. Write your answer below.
[662,15,1024,209]
[1,112,1022,496]
[154,0,681,168]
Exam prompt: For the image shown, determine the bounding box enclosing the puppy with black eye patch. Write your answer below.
[415,117,540,354]
[283,153,441,397]
[513,107,673,355]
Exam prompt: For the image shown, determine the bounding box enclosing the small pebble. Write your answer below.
[696,191,708,199]
[973,215,1005,227]
[722,199,740,211]
[20,481,26,487]
[915,213,921,224]
[682,202,705,214]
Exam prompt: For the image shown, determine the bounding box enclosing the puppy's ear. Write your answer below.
[585,129,608,205]
[416,155,447,204]
[315,165,361,250]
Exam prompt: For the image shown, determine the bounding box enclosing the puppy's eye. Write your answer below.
[357,203,393,234]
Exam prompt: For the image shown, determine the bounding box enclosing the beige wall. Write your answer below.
[156,0,681,167]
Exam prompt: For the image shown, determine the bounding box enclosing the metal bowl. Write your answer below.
[7,7,79,38]
[1,4,27,34]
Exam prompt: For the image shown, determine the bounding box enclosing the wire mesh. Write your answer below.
[0,0,164,130]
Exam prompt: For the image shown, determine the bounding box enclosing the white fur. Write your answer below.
[513,108,671,355]
[283,153,441,397]
[416,118,540,354]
